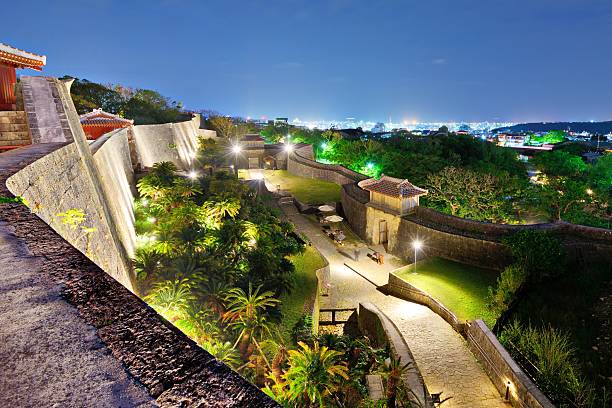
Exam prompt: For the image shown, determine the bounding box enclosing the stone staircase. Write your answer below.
[0,111,31,150]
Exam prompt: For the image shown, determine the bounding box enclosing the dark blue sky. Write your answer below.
[4,0,612,122]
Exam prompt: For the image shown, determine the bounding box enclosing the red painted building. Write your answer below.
[79,109,134,140]
[0,43,46,110]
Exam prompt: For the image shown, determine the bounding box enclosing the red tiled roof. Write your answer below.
[0,43,46,70]
[80,109,133,127]
[358,174,428,198]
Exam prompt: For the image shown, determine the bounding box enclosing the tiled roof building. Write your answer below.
[80,109,133,140]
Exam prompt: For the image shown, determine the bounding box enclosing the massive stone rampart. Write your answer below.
[133,115,217,170]
[0,145,277,407]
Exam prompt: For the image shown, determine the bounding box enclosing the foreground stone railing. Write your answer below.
[466,321,555,408]
[0,145,278,407]
[386,271,468,335]
[358,302,432,407]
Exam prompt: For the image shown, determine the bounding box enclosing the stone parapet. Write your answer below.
[358,302,432,407]
[0,144,278,407]
[466,320,555,408]
[386,272,468,335]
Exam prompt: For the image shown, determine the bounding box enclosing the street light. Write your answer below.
[412,240,422,273]
[232,145,241,174]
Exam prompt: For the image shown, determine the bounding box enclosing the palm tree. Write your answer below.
[282,341,349,407]
[132,245,162,280]
[377,355,420,408]
[169,254,206,279]
[200,340,241,368]
[150,161,178,183]
[201,199,241,228]
[144,278,194,321]
[224,284,280,359]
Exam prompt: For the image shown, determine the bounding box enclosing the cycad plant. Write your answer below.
[281,341,349,408]
[144,278,194,321]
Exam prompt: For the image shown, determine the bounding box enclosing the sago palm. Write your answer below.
[144,278,194,321]
[283,341,349,408]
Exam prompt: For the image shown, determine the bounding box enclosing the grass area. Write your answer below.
[279,245,327,344]
[261,170,341,204]
[394,257,500,327]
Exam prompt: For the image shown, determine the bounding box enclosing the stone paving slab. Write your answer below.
[280,201,507,408]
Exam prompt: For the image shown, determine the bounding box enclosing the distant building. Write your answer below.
[79,109,133,140]
[371,122,386,133]
[274,117,288,125]
[496,133,526,147]
[237,134,293,169]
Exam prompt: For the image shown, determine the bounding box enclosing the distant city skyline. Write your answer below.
[5,0,612,123]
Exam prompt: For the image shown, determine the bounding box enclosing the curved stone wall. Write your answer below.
[133,115,217,171]
[292,145,612,268]
[287,144,367,185]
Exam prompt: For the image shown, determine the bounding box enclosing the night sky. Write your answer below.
[4,0,612,122]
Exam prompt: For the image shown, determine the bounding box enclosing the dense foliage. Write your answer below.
[530,150,611,227]
[133,143,419,406]
[63,76,188,124]
[500,321,602,407]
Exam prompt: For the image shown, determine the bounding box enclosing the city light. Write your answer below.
[232,145,241,154]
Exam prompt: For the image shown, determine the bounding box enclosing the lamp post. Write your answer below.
[232,144,241,175]
[412,240,422,273]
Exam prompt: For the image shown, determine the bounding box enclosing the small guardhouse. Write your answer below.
[0,43,46,110]
[358,174,428,216]
[79,109,134,140]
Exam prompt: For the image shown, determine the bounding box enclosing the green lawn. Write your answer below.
[394,257,500,327]
[279,246,327,344]
[261,170,341,204]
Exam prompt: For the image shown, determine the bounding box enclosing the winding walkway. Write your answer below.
[280,202,506,408]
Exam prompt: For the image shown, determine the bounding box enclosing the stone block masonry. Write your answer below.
[21,76,73,143]
[6,142,136,290]
[466,320,554,408]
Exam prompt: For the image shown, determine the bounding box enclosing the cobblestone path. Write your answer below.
[280,202,507,408]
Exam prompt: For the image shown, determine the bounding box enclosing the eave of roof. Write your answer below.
[0,43,46,70]
[358,174,428,198]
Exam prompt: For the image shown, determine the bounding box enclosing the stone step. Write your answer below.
[0,131,31,142]
[0,111,27,125]
[0,123,28,132]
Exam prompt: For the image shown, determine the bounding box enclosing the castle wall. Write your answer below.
[133,115,216,170]
[287,144,367,185]
[6,142,136,289]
